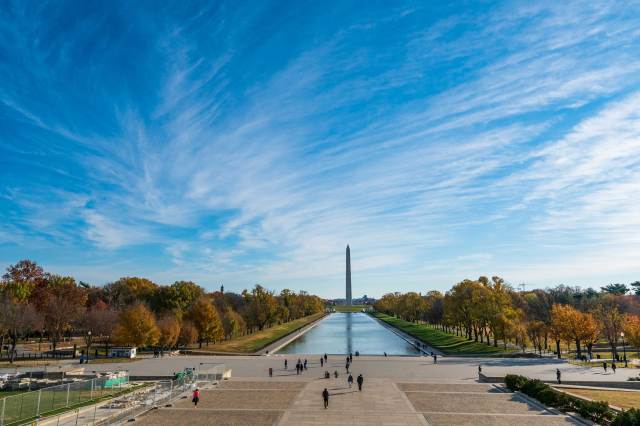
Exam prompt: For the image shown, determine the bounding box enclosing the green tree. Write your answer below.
[104,277,158,308]
[601,283,629,295]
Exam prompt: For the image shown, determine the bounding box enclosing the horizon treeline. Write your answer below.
[0,259,325,362]
[375,276,640,358]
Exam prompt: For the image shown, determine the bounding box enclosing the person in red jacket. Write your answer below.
[192,388,200,407]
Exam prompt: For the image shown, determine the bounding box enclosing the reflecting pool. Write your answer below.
[277,312,420,355]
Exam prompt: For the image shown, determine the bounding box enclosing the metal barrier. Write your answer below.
[0,373,129,426]
[1,364,225,425]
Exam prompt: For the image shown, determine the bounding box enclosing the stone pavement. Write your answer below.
[37,354,637,384]
[134,377,582,425]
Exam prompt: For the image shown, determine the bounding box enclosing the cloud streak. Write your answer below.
[1,1,640,296]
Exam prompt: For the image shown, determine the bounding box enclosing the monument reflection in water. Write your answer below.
[278,312,419,355]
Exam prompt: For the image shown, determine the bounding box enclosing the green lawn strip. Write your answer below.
[3,383,149,426]
[371,312,511,356]
[189,312,326,354]
[332,305,369,313]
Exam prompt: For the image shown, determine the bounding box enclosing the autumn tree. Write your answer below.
[551,304,598,358]
[151,281,205,315]
[114,304,160,347]
[81,301,119,356]
[186,297,223,348]
[2,259,46,301]
[624,314,640,357]
[0,295,42,362]
[157,315,181,350]
[243,285,279,331]
[36,275,87,351]
[222,307,246,339]
[178,320,198,347]
[593,296,625,359]
[104,277,158,308]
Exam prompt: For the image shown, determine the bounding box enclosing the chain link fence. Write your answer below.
[1,364,225,425]
[0,372,129,425]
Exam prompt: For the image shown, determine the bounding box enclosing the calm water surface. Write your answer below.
[278,312,419,355]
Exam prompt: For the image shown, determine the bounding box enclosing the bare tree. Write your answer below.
[0,296,42,362]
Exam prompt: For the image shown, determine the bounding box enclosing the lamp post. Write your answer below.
[86,331,92,363]
[621,332,628,368]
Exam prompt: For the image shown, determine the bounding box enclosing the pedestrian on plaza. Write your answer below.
[348,374,353,388]
[192,388,200,407]
[478,365,482,375]
[603,362,607,373]
[357,374,364,391]
[324,353,328,362]
[346,362,350,373]
[304,359,308,370]
[612,363,617,374]
[320,357,324,367]
[433,354,437,364]
[334,370,339,378]
[384,352,387,357]
[285,359,288,370]
[322,388,329,409]
[556,368,561,384]
[349,353,353,363]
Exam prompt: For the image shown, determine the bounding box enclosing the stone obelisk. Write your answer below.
[346,245,352,305]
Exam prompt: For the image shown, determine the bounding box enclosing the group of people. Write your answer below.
[284,358,309,374]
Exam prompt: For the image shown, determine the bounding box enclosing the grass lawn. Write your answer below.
[190,312,326,353]
[332,305,370,313]
[372,312,512,356]
[559,388,640,410]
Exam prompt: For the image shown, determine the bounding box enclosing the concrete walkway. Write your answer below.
[134,377,582,425]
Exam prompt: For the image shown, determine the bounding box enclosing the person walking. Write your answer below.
[304,359,308,370]
[349,353,353,363]
[334,370,339,378]
[284,359,288,370]
[324,353,328,362]
[357,374,364,391]
[192,388,200,407]
[348,373,354,388]
[478,364,482,375]
[322,388,329,409]
[612,363,617,374]
[556,368,561,384]
[603,362,608,373]
[433,354,437,364]
[346,362,350,374]
[320,357,324,367]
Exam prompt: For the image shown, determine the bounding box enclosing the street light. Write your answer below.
[621,332,628,368]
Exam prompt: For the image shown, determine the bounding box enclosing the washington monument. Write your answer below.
[346,245,352,305]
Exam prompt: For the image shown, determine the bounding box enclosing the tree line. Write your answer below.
[0,260,324,362]
[375,276,640,359]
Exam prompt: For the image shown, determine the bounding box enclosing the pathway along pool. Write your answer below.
[277,312,420,355]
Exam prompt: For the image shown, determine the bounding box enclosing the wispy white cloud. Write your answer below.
[2,1,640,295]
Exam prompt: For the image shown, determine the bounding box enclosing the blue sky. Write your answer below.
[2,1,640,298]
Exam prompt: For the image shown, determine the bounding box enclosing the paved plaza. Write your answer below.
[4,354,633,425]
[136,377,581,425]
[52,353,639,383]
